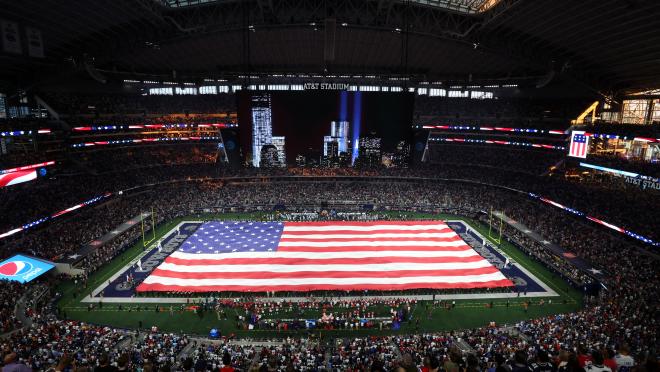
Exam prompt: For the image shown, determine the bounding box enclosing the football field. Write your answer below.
[56,212,582,337]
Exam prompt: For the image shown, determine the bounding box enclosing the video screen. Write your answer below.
[237,91,414,167]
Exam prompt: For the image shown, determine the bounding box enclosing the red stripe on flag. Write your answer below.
[283,220,445,226]
[281,227,452,235]
[136,279,514,293]
[149,266,500,280]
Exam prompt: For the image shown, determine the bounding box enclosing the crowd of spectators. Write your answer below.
[186,342,256,371]
[74,225,144,274]
[0,221,657,371]
[256,338,326,371]
[74,144,220,174]
[0,280,27,333]
[330,336,399,371]
[0,162,219,237]
[1,141,657,241]
[67,115,236,127]
[39,91,236,116]
[0,151,51,170]
[125,332,190,369]
[498,228,593,287]
[424,145,564,176]
[2,171,657,269]
[3,319,129,370]
[413,96,588,125]
[0,175,654,367]
[0,144,658,371]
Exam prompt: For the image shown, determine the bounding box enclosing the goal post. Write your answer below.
[487,207,503,244]
[141,206,156,247]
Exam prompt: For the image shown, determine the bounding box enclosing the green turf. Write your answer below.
[57,212,582,337]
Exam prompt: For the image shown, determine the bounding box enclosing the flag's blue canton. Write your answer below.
[179,221,284,254]
[573,134,586,143]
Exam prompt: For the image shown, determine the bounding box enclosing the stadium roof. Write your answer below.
[163,0,503,14]
[407,0,502,14]
[1,0,660,92]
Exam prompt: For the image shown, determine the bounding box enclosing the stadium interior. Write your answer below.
[0,0,658,371]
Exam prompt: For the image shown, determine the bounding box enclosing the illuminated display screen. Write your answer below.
[0,170,36,188]
[238,91,414,167]
[0,254,54,283]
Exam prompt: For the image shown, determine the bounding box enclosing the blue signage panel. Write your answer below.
[0,254,54,283]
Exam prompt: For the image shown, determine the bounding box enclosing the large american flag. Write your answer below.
[136,220,512,292]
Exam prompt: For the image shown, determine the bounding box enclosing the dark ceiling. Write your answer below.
[1,0,659,92]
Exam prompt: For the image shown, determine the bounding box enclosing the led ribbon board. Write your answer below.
[529,193,659,247]
[0,161,55,174]
[579,162,640,178]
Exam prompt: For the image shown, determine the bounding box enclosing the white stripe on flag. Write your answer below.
[169,249,479,260]
[282,224,448,231]
[278,240,467,247]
